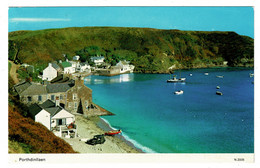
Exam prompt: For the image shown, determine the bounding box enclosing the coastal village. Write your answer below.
[10,55,137,153]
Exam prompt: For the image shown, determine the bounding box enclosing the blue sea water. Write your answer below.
[84,68,254,153]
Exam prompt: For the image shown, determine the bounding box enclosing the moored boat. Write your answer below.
[216,75,224,78]
[174,90,184,95]
[216,86,220,89]
[104,129,122,136]
[216,91,223,95]
[167,75,186,83]
[204,73,209,75]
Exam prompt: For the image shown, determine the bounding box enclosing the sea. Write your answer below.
[84,67,254,153]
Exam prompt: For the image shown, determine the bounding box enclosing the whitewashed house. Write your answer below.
[76,62,91,72]
[42,63,61,81]
[28,99,77,138]
[90,56,105,66]
[116,60,135,73]
[73,55,80,61]
[69,61,77,68]
[61,61,75,74]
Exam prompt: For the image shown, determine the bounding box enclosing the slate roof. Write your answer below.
[14,81,31,95]
[46,83,72,93]
[45,107,62,117]
[28,100,63,118]
[28,103,43,120]
[15,81,73,96]
[90,56,104,61]
[20,84,47,96]
[51,63,62,71]
[39,99,55,108]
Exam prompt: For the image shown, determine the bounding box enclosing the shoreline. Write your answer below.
[133,66,254,74]
[97,116,145,153]
[62,115,142,153]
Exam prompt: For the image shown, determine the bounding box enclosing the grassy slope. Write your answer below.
[8,27,254,73]
[8,98,77,153]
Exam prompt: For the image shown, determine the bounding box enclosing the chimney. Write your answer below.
[75,76,84,86]
[49,63,52,67]
[55,96,60,107]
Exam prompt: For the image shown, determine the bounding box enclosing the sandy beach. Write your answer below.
[62,115,141,153]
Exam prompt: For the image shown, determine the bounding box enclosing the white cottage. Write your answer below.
[116,60,135,73]
[42,63,61,81]
[28,99,77,138]
[73,55,80,61]
[90,56,105,66]
[61,61,75,74]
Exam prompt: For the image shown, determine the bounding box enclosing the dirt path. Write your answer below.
[9,61,20,84]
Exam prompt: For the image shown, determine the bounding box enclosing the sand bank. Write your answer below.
[62,115,141,153]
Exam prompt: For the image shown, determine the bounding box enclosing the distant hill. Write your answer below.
[8,27,254,73]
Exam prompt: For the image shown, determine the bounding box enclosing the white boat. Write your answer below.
[189,74,192,76]
[204,73,209,75]
[216,86,220,89]
[216,75,224,78]
[174,90,184,95]
[249,73,254,77]
[167,74,186,83]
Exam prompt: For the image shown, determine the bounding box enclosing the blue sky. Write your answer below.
[9,7,254,38]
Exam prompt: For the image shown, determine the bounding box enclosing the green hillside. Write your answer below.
[8,27,254,73]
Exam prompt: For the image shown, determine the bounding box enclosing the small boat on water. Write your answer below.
[174,90,184,95]
[204,73,209,75]
[189,74,192,76]
[216,91,223,95]
[167,75,186,83]
[249,73,254,77]
[216,86,220,89]
[104,129,122,136]
[216,75,224,78]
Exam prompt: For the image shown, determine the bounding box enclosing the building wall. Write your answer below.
[51,109,75,128]
[35,110,51,130]
[47,92,67,105]
[64,67,75,74]
[43,65,58,81]
[66,78,92,115]
[21,94,48,105]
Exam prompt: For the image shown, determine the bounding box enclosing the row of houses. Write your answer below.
[14,77,105,138]
[42,56,135,81]
[15,55,134,138]
[42,60,91,81]
[14,77,94,114]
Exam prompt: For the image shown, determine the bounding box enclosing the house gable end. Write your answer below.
[52,109,74,119]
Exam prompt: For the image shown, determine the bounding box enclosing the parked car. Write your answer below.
[86,135,106,145]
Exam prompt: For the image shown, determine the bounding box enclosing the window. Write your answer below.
[38,95,42,101]
[74,102,77,109]
[68,102,72,108]
[73,94,77,100]
[51,95,55,101]
[27,96,32,102]
[60,94,63,100]
[57,119,66,126]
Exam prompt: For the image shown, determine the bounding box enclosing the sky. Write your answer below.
[8,7,254,38]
